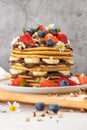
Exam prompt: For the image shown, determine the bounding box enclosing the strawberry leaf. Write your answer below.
[20,80,26,87]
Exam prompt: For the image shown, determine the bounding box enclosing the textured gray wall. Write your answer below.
[0,0,87,74]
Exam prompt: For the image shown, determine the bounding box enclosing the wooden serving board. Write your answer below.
[0,88,87,110]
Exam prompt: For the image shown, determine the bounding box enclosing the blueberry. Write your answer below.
[38,30,46,38]
[48,104,60,113]
[35,102,45,111]
[46,39,54,46]
[60,80,69,87]
[26,28,34,36]
[49,29,57,34]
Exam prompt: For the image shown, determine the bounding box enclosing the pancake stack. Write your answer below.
[10,24,74,87]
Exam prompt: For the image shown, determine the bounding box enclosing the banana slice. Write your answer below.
[32,71,47,76]
[24,58,40,64]
[42,58,59,64]
[10,56,20,61]
[58,70,70,75]
[10,69,25,74]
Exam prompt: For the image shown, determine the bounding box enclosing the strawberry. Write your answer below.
[67,78,78,86]
[19,33,35,45]
[38,25,47,32]
[11,77,26,86]
[40,79,58,87]
[44,33,59,44]
[57,33,68,43]
[79,73,87,84]
[57,77,78,86]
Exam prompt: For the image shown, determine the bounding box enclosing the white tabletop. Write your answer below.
[0,103,87,130]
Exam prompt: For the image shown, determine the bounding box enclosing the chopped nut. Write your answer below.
[18,42,26,50]
[78,90,82,95]
[49,116,53,118]
[45,110,49,114]
[80,108,85,112]
[32,112,36,117]
[56,120,59,122]
[36,116,42,121]
[40,111,46,117]
[57,111,63,118]
[46,110,54,115]
[48,111,55,115]
[32,32,38,38]
[74,93,79,97]
[69,92,75,97]
[25,117,30,122]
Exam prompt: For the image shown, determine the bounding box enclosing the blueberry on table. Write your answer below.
[38,30,46,38]
[46,39,54,46]
[35,102,45,111]
[26,28,34,36]
[60,80,69,87]
[48,104,60,113]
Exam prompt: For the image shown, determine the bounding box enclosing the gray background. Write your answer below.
[0,0,87,74]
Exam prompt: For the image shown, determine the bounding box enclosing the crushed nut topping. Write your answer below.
[25,117,30,122]
[69,92,75,97]
[57,111,63,118]
[32,112,37,117]
[40,111,46,117]
[18,42,26,50]
[80,108,85,112]
[36,116,42,121]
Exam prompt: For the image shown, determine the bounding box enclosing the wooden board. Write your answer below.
[0,88,87,110]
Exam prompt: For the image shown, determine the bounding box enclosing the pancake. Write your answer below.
[9,24,74,87]
[13,47,72,52]
[12,50,71,56]
[11,53,73,59]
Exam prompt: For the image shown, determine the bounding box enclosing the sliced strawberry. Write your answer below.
[68,78,78,86]
[44,33,59,44]
[19,33,35,45]
[57,33,68,43]
[40,79,58,87]
[38,25,47,32]
[79,73,87,84]
[57,77,77,86]
[11,77,26,86]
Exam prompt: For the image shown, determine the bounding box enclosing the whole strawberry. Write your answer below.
[57,33,68,43]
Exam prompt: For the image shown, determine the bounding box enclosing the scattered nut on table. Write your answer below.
[25,117,30,122]
[57,111,63,118]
